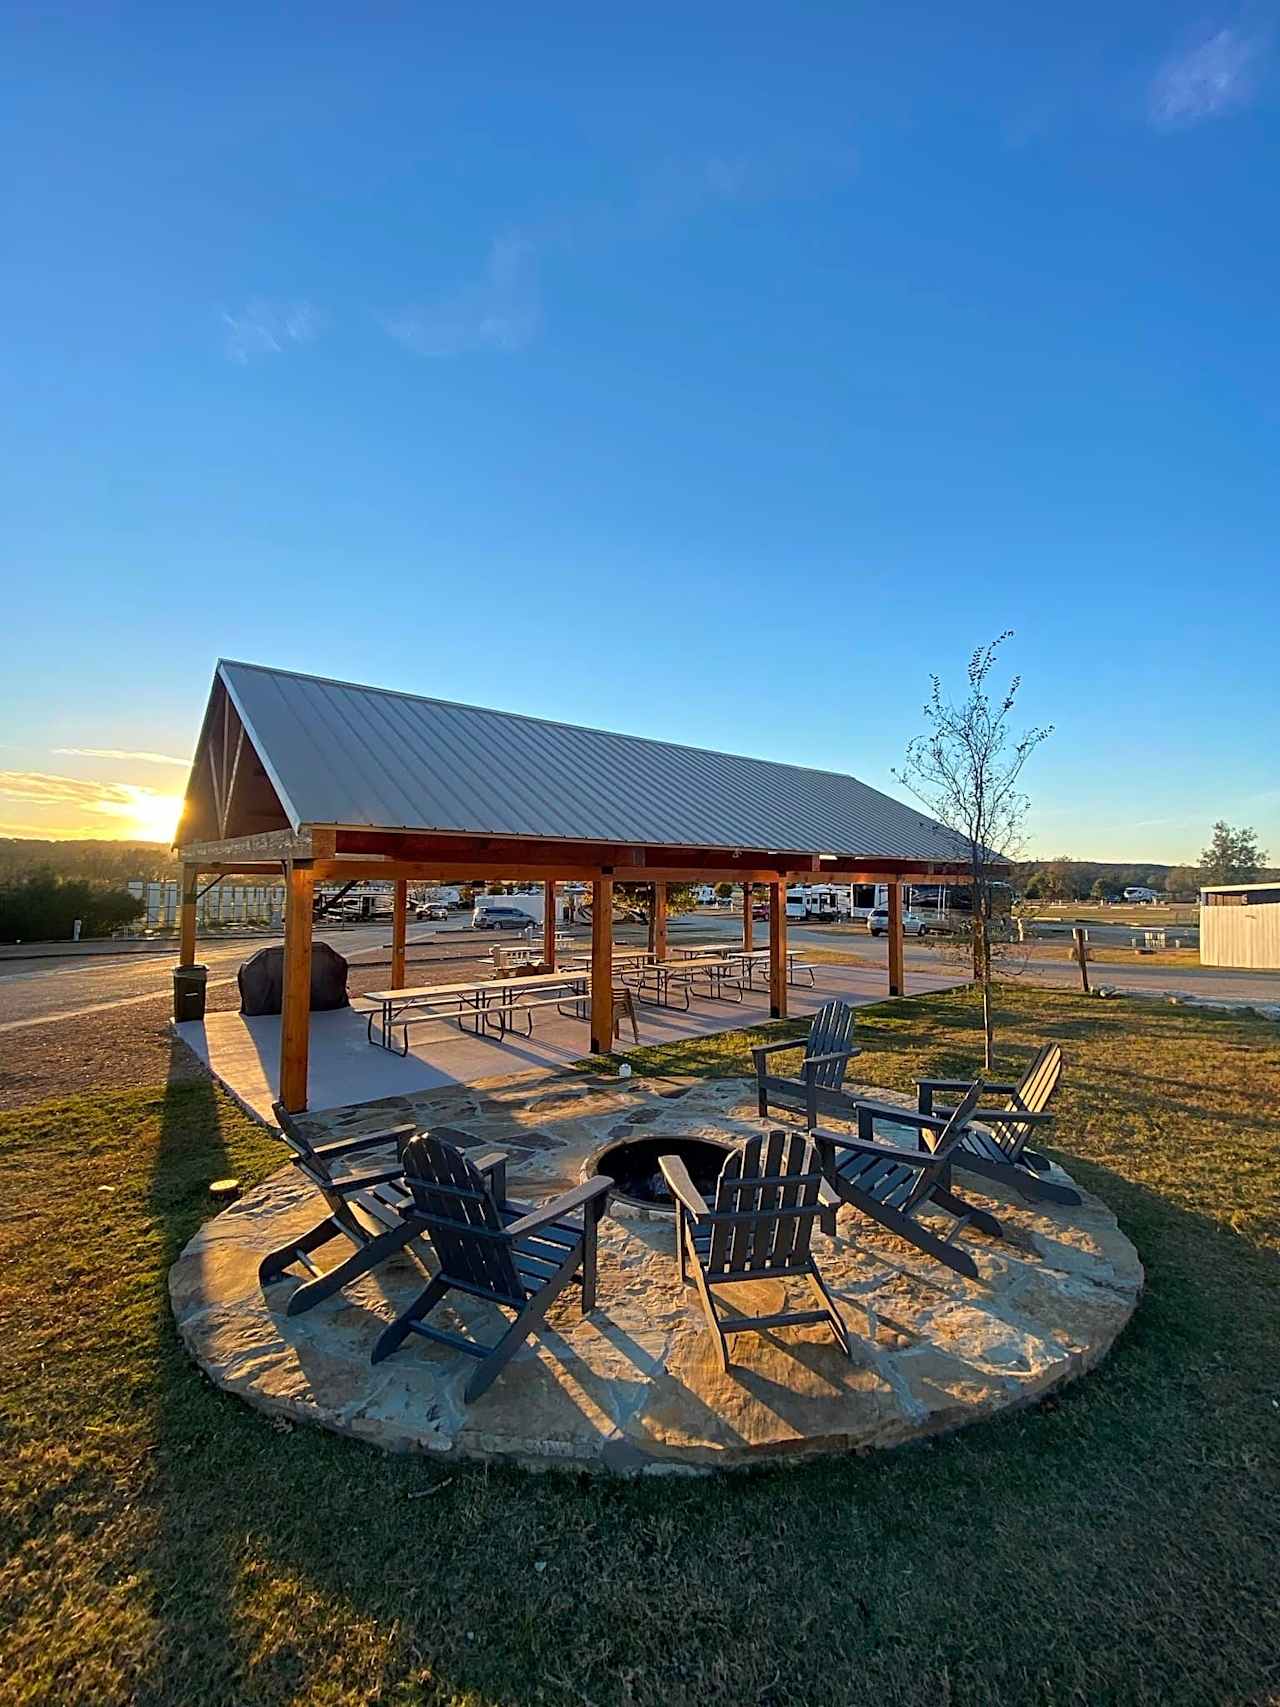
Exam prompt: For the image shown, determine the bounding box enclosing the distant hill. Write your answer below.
[0,838,179,885]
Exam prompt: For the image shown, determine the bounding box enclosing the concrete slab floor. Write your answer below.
[174,963,963,1123]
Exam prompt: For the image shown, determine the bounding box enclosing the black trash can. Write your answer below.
[173,964,208,1023]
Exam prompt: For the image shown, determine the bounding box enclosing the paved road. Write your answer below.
[0,920,467,1031]
[3,911,1276,1035]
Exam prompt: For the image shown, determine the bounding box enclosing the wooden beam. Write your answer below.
[769,879,787,1020]
[742,882,754,952]
[178,828,315,864]
[280,865,315,1113]
[543,880,557,969]
[887,880,905,998]
[650,881,667,962]
[179,864,198,965]
[391,881,407,989]
[590,876,613,1054]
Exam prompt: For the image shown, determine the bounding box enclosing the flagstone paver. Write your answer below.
[171,1072,1142,1473]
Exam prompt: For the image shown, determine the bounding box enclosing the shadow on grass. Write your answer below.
[108,1019,1280,1707]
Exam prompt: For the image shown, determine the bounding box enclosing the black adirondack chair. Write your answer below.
[813,1082,1004,1281]
[259,1101,424,1316]
[915,1043,1078,1206]
[371,1135,613,1402]
[751,999,860,1126]
[659,1129,851,1372]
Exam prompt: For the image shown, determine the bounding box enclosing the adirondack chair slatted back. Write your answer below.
[706,1130,824,1277]
[271,1101,334,1190]
[806,1000,856,1089]
[1000,1043,1062,1156]
[401,1135,524,1305]
[900,1081,984,1210]
[1015,1044,1062,1115]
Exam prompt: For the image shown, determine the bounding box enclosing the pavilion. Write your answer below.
[175,660,985,1112]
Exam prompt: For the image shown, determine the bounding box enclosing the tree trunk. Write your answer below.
[974,901,995,1071]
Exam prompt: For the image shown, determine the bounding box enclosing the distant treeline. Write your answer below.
[0,838,178,885]
[1012,857,1278,902]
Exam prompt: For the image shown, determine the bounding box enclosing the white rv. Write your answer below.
[785,884,858,921]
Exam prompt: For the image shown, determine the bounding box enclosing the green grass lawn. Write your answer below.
[1,988,1277,1706]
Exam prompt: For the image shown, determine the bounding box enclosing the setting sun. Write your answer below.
[111,788,185,843]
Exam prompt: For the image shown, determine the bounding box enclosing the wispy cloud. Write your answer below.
[384,237,539,358]
[383,139,856,359]
[539,141,858,252]
[1149,26,1269,126]
[53,746,190,767]
[0,771,172,822]
[222,299,325,364]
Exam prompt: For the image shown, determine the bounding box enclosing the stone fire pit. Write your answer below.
[171,1070,1142,1474]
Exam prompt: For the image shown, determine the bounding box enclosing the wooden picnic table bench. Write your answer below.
[364,970,591,1055]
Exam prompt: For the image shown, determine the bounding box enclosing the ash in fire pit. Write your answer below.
[594,1135,736,1211]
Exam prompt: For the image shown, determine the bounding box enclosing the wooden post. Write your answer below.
[543,880,557,969]
[590,875,614,1054]
[1073,926,1091,994]
[769,879,787,1020]
[887,880,905,997]
[279,864,315,1113]
[742,882,754,952]
[391,881,407,989]
[179,863,198,965]
[651,881,668,962]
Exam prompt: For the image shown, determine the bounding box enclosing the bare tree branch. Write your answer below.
[893,632,1052,1069]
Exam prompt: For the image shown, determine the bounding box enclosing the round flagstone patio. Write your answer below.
[170,1072,1143,1474]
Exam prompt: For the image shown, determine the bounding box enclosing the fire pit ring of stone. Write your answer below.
[588,1133,740,1217]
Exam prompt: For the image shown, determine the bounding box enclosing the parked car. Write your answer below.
[866,907,932,937]
[472,904,536,931]
[751,902,769,919]
[415,902,449,921]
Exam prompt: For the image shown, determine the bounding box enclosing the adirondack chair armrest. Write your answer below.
[655,1153,716,1222]
[811,1128,933,1170]
[504,1175,612,1240]
[468,1149,510,1173]
[309,1122,417,1162]
[801,1048,859,1077]
[657,1154,711,1219]
[467,1148,510,1199]
[339,1165,408,1192]
[968,1107,1054,1126]
[853,1098,949,1133]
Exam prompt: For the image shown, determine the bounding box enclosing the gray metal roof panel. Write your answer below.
[216,659,968,862]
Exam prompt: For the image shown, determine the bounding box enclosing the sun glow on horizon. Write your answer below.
[96,787,186,843]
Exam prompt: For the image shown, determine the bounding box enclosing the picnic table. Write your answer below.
[619,955,746,1009]
[559,947,655,972]
[364,968,591,1056]
[670,944,816,988]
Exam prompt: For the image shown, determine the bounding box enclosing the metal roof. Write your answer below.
[214,658,968,862]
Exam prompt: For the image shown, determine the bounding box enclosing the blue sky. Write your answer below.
[2,2,1276,859]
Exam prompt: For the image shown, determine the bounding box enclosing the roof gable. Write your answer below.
[191,658,966,862]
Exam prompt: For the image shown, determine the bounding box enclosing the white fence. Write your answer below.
[127,880,284,928]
